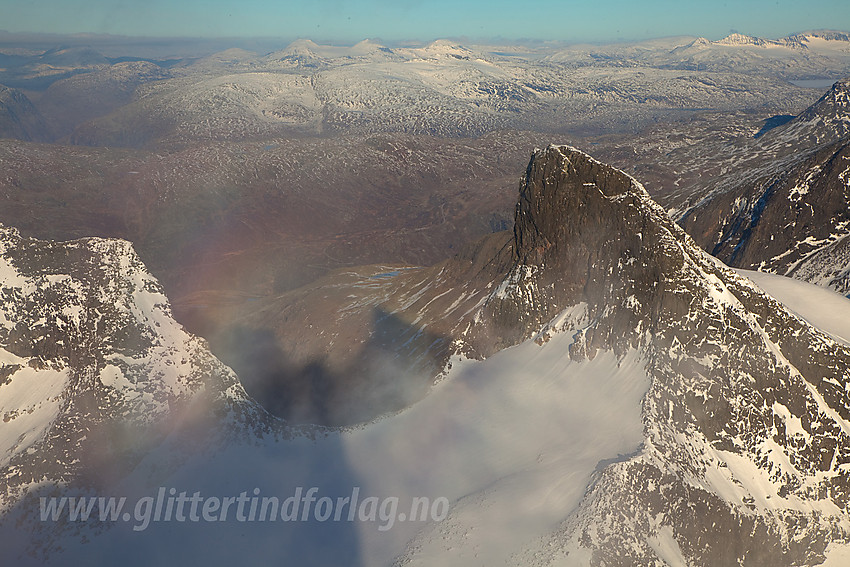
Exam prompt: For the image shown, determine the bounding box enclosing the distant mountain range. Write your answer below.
[697,30,850,48]
[2,30,849,145]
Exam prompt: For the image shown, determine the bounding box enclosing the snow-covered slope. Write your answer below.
[737,269,850,345]
[657,30,850,76]
[61,33,849,148]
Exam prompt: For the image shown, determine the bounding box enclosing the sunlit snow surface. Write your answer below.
[736,269,850,345]
[822,542,850,566]
[354,337,648,566]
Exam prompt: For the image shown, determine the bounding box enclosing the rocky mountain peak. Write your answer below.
[479,144,685,352]
[513,145,649,264]
[749,77,850,149]
[716,33,771,47]
[680,80,850,294]
[498,148,850,564]
[791,30,850,43]
[799,78,850,121]
[0,225,270,513]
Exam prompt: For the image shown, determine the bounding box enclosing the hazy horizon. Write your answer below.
[3,0,849,45]
[1,28,849,60]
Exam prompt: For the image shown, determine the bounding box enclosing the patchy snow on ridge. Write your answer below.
[0,225,258,517]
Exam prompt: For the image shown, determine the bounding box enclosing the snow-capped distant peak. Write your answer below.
[414,39,475,60]
[281,38,320,55]
[716,33,773,47]
[790,30,850,44]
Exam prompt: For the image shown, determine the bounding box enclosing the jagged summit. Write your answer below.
[757,78,850,143]
[514,145,666,253]
[686,30,850,52]
[798,77,850,121]
[492,147,850,565]
[514,145,655,262]
[716,33,773,47]
[789,30,850,44]
[470,144,693,357]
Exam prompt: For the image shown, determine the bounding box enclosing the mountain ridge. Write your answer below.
[679,78,850,296]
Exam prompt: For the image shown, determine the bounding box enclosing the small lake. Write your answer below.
[790,79,838,88]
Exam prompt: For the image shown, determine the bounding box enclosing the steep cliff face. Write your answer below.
[491,147,850,565]
[0,85,49,142]
[472,145,683,356]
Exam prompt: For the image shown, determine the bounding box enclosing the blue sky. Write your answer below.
[3,0,848,43]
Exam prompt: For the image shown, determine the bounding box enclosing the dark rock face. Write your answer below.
[682,140,850,286]
[473,146,679,356]
[0,86,49,142]
[484,146,850,565]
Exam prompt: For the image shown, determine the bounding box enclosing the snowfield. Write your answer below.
[737,269,850,345]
